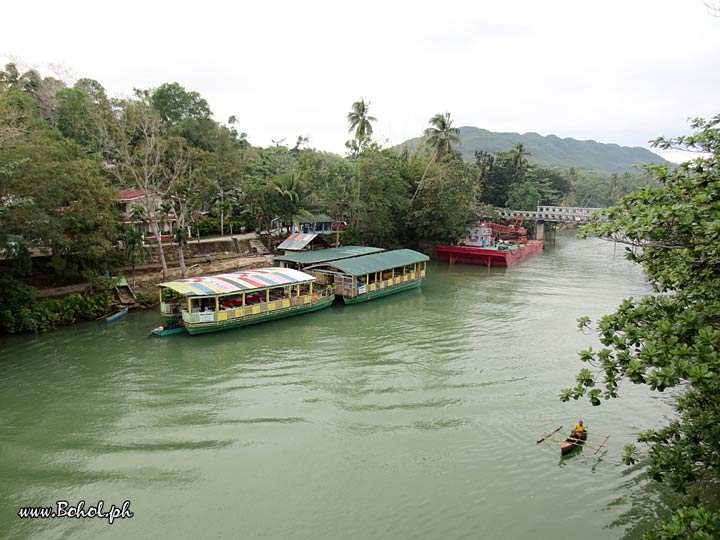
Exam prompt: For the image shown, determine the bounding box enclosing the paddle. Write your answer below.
[537,425,563,444]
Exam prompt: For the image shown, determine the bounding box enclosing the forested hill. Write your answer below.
[398,126,669,173]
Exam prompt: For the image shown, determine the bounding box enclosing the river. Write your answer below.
[0,231,674,540]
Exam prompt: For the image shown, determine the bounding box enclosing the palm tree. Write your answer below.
[411,112,461,201]
[347,99,377,146]
[510,143,530,184]
[271,174,313,232]
[424,112,460,160]
[123,228,148,288]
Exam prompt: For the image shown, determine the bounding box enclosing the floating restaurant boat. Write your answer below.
[275,245,385,270]
[305,249,429,304]
[436,223,544,267]
[151,267,334,336]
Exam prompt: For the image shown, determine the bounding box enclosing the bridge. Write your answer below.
[491,206,602,241]
[494,206,602,224]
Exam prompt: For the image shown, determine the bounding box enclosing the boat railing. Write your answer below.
[181,291,329,324]
[337,270,425,297]
[160,301,181,315]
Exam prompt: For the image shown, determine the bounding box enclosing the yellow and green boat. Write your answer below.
[305,249,429,304]
[152,267,334,336]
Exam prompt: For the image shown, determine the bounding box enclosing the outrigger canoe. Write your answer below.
[560,431,588,455]
[537,426,610,457]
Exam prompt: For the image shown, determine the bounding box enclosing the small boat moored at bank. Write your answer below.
[153,267,334,336]
[106,307,129,324]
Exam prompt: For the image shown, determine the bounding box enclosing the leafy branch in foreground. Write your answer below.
[562,115,720,539]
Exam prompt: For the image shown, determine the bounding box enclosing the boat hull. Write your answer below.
[185,294,334,335]
[342,279,422,304]
[435,240,544,267]
[106,307,129,324]
[560,431,588,455]
[151,325,188,337]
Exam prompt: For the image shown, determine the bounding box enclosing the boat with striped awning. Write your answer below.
[152,267,334,336]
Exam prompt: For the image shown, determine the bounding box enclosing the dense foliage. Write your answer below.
[476,145,652,210]
[0,284,112,333]
[561,116,720,539]
[0,61,659,332]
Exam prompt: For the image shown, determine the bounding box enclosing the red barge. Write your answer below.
[436,219,544,267]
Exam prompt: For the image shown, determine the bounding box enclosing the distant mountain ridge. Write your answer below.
[397,126,669,173]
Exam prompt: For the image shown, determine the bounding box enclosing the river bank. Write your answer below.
[35,253,274,301]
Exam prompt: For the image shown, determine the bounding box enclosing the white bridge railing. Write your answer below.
[494,206,602,224]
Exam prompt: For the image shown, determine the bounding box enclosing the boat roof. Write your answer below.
[275,245,385,265]
[297,213,334,223]
[159,268,315,297]
[307,249,429,276]
[277,233,317,251]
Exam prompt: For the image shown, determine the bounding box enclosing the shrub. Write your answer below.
[0,292,112,334]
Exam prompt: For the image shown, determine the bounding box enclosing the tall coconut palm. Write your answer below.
[411,112,461,201]
[347,99,377,146]
[510,143,530,184]
[424,112,460,160]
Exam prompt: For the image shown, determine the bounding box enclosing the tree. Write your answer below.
[424,112,460,161]
[410,154,479,243]
[148,82,212,125]
[0,87,118,278]
[350,148,412,246]
[123,228,148,288]
[506,176,561,211]
[346,99,376,149]
[112,99,180,280]
[509,143,530,184]
[562,115,720,538]
[56,79,115,154]
[411,112,462,202]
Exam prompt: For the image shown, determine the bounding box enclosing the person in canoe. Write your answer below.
[571,420,586,440]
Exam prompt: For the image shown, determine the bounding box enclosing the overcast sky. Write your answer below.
[2,0,718,162]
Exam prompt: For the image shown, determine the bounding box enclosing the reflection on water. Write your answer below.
[0,231,673,540]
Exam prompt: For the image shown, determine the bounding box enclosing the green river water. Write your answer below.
[0,231,674,540]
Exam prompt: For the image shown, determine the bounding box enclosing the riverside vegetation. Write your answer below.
[563,115,720,539]
[0,64,652,334]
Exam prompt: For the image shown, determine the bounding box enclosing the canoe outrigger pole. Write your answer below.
[593,434,610,455]
[536,425,563,444]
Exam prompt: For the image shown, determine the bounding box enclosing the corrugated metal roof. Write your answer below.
[298,213,334,223]
[160,268,315,297]
[308,249,429,276]
[277,233,317,250]
[275,246,385,265]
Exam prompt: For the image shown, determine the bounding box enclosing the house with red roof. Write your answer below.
[117,189,176,240]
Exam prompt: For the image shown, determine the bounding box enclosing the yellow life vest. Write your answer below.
[575,424,586,434]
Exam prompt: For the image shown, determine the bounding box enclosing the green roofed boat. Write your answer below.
[275,245,386,270]
[305,249,429,304]
[151,267,334,336]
